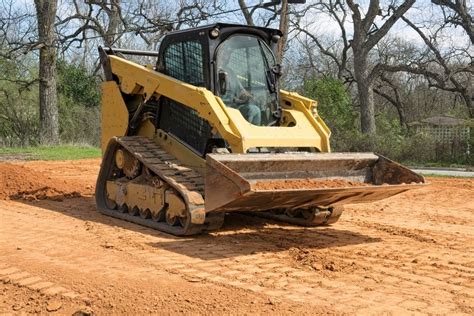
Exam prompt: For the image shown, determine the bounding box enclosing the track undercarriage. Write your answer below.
[96,136,346,236]
[96,136,224,235]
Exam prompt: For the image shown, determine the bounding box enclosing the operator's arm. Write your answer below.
[227,68,252,104]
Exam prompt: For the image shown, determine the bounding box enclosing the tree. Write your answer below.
[56,0,125,51]
[373,73,408,128]
[402,15,473,117]
[238,0,296,63]
[293,0,352,82]
[375,13,473,118]
[432,0,473,44]
[346,0,415,134]
[35,0,59,145]
[292,0,416,134]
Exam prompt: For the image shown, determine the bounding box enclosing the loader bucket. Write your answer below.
[205,153,425,213]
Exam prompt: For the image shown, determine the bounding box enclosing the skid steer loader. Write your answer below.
[96,23,425,235]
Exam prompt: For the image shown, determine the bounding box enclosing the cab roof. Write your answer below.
[165,23,283,37]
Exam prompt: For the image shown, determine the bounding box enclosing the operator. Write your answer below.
[218,49,261,126]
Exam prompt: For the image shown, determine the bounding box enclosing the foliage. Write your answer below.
[57,61,100,108]
[303,76,359,150]
[304,77,355,131]
[0,145,101,160]
[58,102,101,146]
[0,57,39,146]
[56,61,101,146]
[330,116,472,166]
[303,79,473,166]
[0,88,39,147]
[0,58,101,147]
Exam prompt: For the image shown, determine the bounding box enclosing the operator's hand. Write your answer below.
[237,89,253,102]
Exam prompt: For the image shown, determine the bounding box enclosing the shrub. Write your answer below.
[57,61,100,108]
[59,102,100,146]
[0,88,39,147]
[57,61,101,146]
[399,133,436,163]
[303,76,357,136]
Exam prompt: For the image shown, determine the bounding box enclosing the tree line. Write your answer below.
[0,0,472,149]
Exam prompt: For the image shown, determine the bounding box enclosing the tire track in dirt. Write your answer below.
[0,200,334,314]
[0,266,81,299]
[2,199,472,314]
[1,159,473,314]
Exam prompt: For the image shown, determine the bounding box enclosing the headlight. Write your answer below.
[210,28,220,38]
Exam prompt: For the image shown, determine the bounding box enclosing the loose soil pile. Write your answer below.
[0,163,81,201]
[289,247,359,275]
[253,178,369,190]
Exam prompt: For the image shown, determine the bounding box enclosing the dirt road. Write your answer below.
[0,159,473,315]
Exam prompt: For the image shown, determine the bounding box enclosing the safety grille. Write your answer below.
[158,98,211,156]
[163,41,204,87]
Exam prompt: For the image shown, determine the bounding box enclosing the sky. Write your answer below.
[9,0,472,60]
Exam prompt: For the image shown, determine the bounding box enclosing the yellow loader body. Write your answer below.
[96,23,424,235]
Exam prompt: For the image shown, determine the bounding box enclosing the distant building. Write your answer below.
[408,115,472,143]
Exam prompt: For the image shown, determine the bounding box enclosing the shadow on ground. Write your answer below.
[16,196,381,259]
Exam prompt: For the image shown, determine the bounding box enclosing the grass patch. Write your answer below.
[0,145,101,161]
[403,161,473,170]
[424,174,474,179]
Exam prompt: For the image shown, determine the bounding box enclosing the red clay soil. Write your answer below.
[0,163,81,201]
[253,178,370,190]
[0,159,473,314]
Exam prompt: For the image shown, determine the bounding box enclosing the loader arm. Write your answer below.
[102,55,331,155]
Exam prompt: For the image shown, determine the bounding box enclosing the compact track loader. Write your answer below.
[96,23,425,235]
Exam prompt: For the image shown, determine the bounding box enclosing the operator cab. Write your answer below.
[157,23,283,126]
[216,35,280,126]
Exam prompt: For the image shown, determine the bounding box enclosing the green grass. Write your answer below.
[403,160,473,170]
[0,145,101,161]
[423,174,474,179]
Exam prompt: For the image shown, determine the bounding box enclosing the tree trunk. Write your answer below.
[277,0,289,64]
[395,103,407,128]
[35,0,59,145]
[461,92,474,118]
[353,54,376,134]
[358,80,376,134]
[465,75,473,118]
[105,0,121,46]
[238,0,254,26]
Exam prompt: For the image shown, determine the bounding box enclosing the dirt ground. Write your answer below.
[0,159,473,315]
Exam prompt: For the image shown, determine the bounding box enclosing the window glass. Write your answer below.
[216,35,278,126]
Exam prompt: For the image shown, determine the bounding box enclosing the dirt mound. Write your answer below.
[288,247,359,275]
[0,163,82,201]
[253,178,369,190]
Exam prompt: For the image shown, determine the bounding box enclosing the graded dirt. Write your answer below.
[253,178,369,190]
[0,158,473,315]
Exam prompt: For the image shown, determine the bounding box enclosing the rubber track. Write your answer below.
[249,206,344,226]
[96,136,223,236]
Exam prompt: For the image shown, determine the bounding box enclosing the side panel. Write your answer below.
[101,81,129,154]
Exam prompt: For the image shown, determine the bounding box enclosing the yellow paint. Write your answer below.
[106,180,165,216]
[101,81,129,154]
[105,55,332,155]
